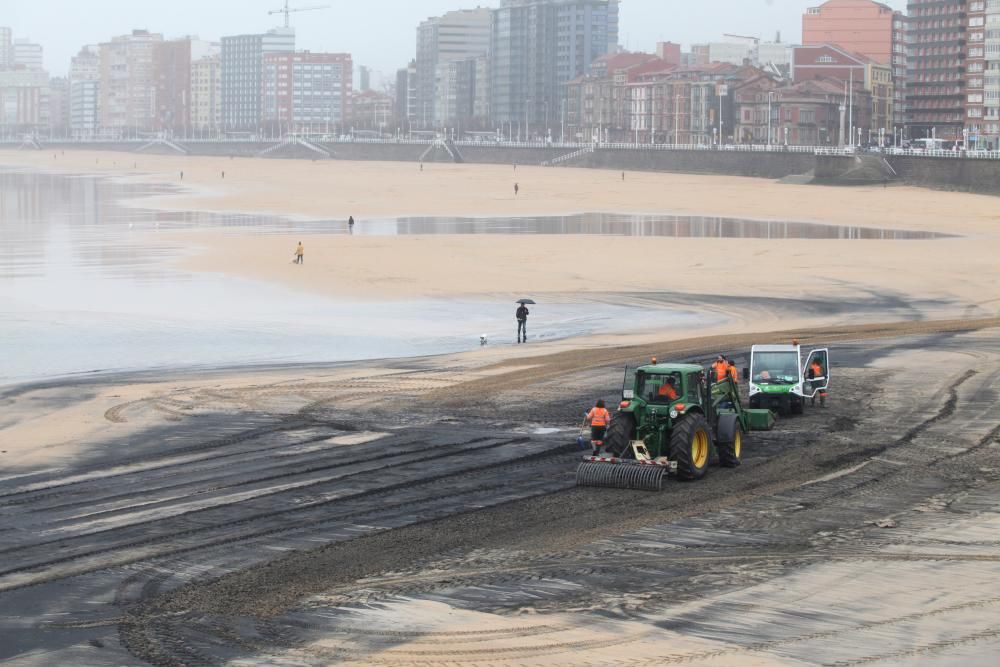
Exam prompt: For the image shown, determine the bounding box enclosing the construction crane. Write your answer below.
[269,0,331,29]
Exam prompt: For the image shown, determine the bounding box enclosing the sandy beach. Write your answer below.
[3,150,1000,665]
[3,149,996,322]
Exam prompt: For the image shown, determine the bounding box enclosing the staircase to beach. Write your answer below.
[543,145,595,166]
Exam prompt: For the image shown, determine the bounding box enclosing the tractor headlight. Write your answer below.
[750,384,761,394]
[669,409,679,419]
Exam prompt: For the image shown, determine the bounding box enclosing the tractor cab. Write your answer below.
[622,363,705,412]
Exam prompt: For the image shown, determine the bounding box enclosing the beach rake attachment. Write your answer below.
[575,456,670,492]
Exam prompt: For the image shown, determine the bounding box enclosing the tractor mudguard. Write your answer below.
[716,413,740,444]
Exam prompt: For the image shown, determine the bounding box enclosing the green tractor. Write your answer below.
[576,362,774,491]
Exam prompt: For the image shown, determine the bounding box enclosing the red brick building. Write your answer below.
[792,44,893,139]
[803,0,897,64]
[565,53,672,142]
[262,52,353,134]
[735,77,857,146]
[153,39,192,134]
[803,0,906,131]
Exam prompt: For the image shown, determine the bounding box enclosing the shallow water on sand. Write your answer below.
[1,170,726,385]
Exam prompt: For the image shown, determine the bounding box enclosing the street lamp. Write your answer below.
[525,98,531,143]
[767,91,775,146]
[674,94,682,145]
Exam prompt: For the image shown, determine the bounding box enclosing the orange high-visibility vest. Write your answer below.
[810,362,823,378]
[587,407,610,427]
[728,364,738,382]
[712,362,727,382]
[658,384,679,400]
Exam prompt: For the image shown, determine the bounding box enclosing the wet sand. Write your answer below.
[3,150,1000,665]
[3,150,996,324]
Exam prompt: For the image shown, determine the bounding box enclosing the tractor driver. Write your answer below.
[657,375,680,402]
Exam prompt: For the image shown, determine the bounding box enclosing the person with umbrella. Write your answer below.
[516,298,534,343]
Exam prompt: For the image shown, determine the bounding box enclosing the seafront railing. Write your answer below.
[4,136,1000,160]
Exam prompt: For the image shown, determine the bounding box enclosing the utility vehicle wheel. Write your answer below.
[605,412,636,458]
[670,414,711,480]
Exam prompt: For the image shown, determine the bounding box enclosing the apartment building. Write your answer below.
[220,27,294,132]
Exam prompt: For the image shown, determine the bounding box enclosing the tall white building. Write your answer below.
[490,0,620,129]
[13,38,43,70]
[220,27,294,131]
[70,45,100,138]
[0,27,12,69]
[99,30,164,133]
[191,46,222,134]
[708,39,793,67]
[416,8,491,126]
[0,68,49,132]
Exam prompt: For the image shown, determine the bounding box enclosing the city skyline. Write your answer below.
[5,0,906,78]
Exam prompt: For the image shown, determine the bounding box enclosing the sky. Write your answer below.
[5,0,907,79]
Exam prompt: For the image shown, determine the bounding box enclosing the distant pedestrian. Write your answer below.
[514,182,519,197]
[420,162,424,171]
[222,171,225,179]
[622,171,625,181]
[348,215,355,228]
[516,302,529,343]
[294,241,304,265]
[180,171,184,180]
[513,163,517,172]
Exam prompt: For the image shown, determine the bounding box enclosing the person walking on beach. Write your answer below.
[516,302,529,343]
[294,241,304,265]
[585,399,611,456]
[514,182,519,197]
[348,215,355,228]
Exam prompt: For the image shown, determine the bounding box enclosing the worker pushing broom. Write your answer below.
[585,399,611,457]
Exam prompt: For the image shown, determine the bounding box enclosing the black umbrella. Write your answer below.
[516,298,536,305]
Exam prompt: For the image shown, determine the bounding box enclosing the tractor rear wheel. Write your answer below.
[670,414,711,480]
[605,412,636,458]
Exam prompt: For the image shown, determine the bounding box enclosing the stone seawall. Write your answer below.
[27,141,1000,196]
[816,154,1000,195]
[567,149,816,179]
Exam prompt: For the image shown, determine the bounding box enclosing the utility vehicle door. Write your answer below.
[621,365,637,400]
[803,348,830,398]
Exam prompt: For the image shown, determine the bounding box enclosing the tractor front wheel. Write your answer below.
[605,412,636,458]
[670,414,711,480]
[718,426,743,467]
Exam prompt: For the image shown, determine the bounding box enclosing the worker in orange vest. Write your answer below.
[657,375,680,401]
[585,399,612,456]
[727,356,739,384]
[711,355,728,383]
[809,358,828,407]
